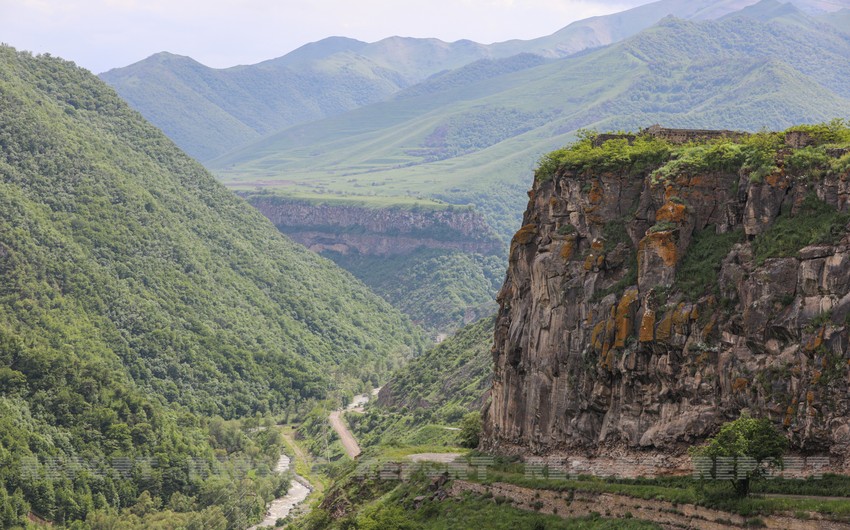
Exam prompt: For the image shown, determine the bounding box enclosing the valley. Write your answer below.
[2,0,850,528]
[154,0,850,339]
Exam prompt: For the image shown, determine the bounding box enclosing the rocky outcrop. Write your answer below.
[242,195,502,256]
[482,148,850,467]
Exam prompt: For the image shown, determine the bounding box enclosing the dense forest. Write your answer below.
[0,45,424,527]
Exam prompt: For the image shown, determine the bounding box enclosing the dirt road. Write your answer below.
[329,409,361,458]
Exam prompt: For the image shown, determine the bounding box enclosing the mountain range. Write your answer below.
[209,1,850,240]
[101,0,850,163]
[98,0,850,338]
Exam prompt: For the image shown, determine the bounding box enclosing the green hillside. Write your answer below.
[98,37,511,162]
[99,51,410,161]
[326,250,502,335]
[212,5,850,241]
[347,317,494,448]
[0,45,423,526]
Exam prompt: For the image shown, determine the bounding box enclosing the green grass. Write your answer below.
[675,227,745,299]
[472,467,850,519]
[753,194,850,265]
[412,493,660,529]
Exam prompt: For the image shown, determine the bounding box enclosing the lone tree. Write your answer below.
[691,413,788,497]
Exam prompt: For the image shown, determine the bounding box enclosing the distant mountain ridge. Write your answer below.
[212,3,850,242]
[101,0,850,162]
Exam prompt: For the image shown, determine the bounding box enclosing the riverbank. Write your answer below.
[247,452,312,530]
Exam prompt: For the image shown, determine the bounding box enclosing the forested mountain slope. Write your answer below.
[0,45,422,525]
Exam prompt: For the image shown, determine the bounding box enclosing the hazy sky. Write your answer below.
[0,0,655,73]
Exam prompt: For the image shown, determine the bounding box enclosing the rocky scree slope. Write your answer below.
[483,126,850,467]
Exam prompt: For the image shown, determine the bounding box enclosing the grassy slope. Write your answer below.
[212,11,850,242]
[99,51,408,161]
[0,46,427,527]
[347,317,495,448]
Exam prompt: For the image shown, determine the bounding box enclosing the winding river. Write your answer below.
[248,388,379,529]
[247,453,312,530]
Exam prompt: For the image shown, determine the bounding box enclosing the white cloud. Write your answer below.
[0,0,656,73]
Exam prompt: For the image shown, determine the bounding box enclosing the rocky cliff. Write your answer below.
[482,127,850,468]
[243,195,502,256]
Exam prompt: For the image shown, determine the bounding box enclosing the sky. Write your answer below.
[0,0,655,74]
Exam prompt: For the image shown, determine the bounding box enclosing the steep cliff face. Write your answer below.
[483,129,850,466]
[244,195,502,256]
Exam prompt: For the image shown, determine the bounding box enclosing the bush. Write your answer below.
[690,413,787,497]
[460,411,483,448]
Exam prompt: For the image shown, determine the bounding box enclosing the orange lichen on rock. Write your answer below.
[764,171,786,188]
[591,321,606,353]
[560,239,576,261]
[513,224,538,245]
[614,288,639,348]
[655,200,687,224]
[640,231,678,267]
[701,315,717,338]
[671,303,691,326]
[784,406,795,426]
[732,377,748,392]
[639,310,655,342]
[804,327,826,352]
[655,311,673,343]
[587,181,603,204]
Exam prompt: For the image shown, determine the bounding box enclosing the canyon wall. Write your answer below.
[482,146,850,467]
[244,195,502,256]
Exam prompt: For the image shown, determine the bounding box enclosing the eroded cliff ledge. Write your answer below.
[242,195,502,256]
[482,125,850,466]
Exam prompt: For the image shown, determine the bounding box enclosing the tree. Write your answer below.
[459,412,482,449]
[691,413,787,497]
